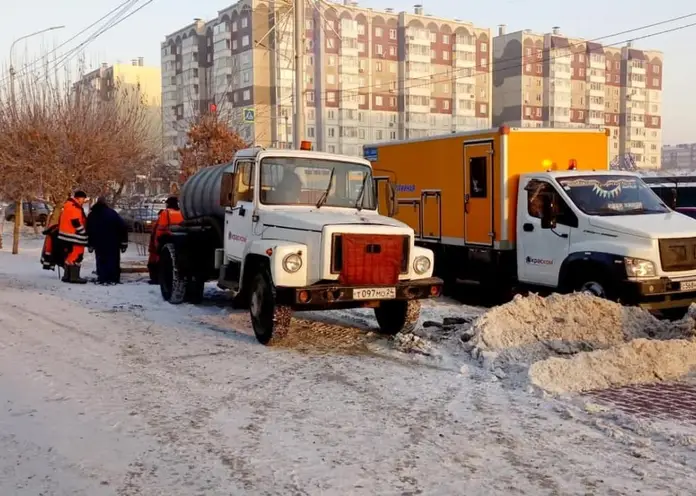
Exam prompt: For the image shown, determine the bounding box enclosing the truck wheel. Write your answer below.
[159,243,186,304]
[572,271,614,301]
[374,300,421,335]
[185,276,205,304]
[249,271,292,345]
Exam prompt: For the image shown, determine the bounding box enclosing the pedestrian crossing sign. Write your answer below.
[244,108,255,123]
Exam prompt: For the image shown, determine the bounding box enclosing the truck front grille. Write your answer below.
[331,233,409,285]
[659,237,696,272]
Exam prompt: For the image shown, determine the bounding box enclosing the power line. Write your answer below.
[49,0,155,77]
[0,0,138,85]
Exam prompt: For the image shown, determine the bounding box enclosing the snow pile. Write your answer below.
[461,292,696,393]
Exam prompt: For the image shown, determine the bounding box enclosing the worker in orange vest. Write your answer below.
[147,196,184,283]
[58,190,89,284]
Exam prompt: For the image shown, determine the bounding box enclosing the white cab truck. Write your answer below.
[518,170,696,317]
[156,147,443,344]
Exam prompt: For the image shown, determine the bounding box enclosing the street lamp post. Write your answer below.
[9,25,65,110]
[7,25,64,255]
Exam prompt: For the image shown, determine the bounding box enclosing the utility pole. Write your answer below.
[293,0,305,148]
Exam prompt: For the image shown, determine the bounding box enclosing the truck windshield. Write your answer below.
[259,157,376,210]
[556,175,670,216]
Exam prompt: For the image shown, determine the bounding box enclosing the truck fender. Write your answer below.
[558,251,626,291]
[411,245,436,279]
[240,240,309,291]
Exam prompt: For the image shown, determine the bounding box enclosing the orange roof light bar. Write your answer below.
[568,159,577,170]
[300,140,312,150]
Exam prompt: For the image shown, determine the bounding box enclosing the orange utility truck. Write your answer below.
[367,126,696,315]
[366,126,612,297]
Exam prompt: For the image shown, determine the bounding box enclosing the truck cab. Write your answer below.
[518,170,696,315]
[158,147,442,345]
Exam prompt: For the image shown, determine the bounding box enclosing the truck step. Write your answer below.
[217,280,239,291]
[455,278,481,286]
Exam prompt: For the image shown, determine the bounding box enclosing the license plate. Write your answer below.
[353,287,396,300]
[680,280,696,291]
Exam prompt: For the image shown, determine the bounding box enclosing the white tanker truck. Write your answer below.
[156,147,443,345]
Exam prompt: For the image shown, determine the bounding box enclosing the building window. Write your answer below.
[306,92,314,102]
[243,89,250,100]
[390,131,396,140]
[242,35,250,47]
[327,92,335,102]
[231,21,237,32]
[359,94,366,105]
[232,40,238,50]
[480,42,488,52]
[328,55,336,66]
[429,32,436,43]
[375,44,383,55]
[443,34,450,44]
[389,29,397,40]
[479,103,487,114]
[307,126,315,138]
[375,27,383,37]
[376,62,383,72]
[375,95,383,106]
[327,74,335,84]
[327,38,335,49]
[328,127,335,137]
[241,16,248,28]
[389,46,396,56]
[357,24,365,35]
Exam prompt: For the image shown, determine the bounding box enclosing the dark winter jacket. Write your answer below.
[86,202,128,252]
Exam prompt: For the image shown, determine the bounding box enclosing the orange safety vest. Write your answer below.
[58,199,88,246]
[155,208,184,238]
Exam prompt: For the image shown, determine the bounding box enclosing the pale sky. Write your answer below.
[2,0,694,144]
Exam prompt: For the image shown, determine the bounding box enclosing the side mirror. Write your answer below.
[388,182,398,217]
[540,197,557,229]
[220,172,237,208]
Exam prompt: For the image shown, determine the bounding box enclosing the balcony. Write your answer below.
[405,103,430,115]
[454,56,475,69]
[454,43,476,54]
[404,84,431,98]
[405,51,431,64]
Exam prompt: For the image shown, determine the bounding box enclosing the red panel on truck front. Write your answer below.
[336,234,405,286]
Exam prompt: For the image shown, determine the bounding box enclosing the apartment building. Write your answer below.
[161,0,492,164]
[662,143,696,170]
[75,57,163,149]
[492,26,663,169]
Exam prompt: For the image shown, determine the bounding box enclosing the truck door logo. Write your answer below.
[526,256,553,265]
[228,233,247,243]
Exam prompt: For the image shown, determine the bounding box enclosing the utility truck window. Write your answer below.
[556,175,670,216]
[259,157,376,210]
[236,161,255,202]
[469,157,487,198]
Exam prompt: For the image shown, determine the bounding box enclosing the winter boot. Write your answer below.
[61,266,71,282]
[66,265,87,284]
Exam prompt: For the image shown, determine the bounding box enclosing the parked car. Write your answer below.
[4,201,52,226]
[122,207,160,232]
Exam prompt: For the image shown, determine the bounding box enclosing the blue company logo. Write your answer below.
[396,184,416,192]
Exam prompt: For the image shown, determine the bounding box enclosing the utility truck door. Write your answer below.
[223,159,255,262]
[463,141,494,245]
[517,179,575,287]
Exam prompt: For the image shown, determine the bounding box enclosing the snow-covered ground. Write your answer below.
[1,225,695,495]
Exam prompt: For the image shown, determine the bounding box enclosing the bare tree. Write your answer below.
[0,64,157,253]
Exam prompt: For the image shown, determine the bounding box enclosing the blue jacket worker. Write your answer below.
[86,197,128,284]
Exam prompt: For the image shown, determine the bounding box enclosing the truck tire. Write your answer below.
[159,243,186,304]
[249,271,292,345]
[374,300,421,335]
[185,276,205,304]
[570,269,615,301]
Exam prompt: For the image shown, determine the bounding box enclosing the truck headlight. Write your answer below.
[282,253,302,273]
[413,255,431,275]
[624,257,656,278]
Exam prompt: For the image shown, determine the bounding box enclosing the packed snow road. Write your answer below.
[0,239,694,494]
